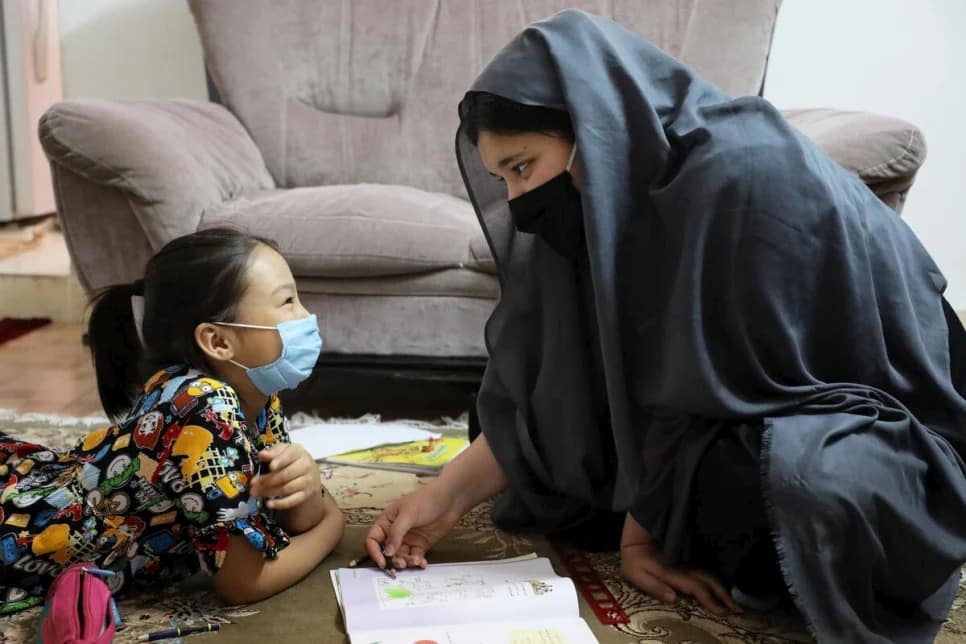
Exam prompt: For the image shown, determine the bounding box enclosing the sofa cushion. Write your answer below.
[782,108,927,183]
[200,183,495,278]
[299,269,498,300]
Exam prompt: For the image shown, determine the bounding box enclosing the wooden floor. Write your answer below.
[0,323,102,416]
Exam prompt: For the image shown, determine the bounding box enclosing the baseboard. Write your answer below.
[0,229,86,322]
[0,271,86,322]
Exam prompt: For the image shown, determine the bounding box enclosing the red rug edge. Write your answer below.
[0,318,52,346]
[551,540,631,625]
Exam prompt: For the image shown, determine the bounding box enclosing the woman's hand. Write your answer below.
[365,480,466,570]
[365,434,509,570]
[620,513,741,617]
[251,443,321,511]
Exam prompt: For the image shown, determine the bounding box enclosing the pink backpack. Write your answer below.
[39,563,119,644]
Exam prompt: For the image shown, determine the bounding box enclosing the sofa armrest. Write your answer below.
[39,99,275,247]
[782,108,926,213]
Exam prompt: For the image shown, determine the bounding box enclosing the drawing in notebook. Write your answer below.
[331,554,599,643]
[375,572,554,608]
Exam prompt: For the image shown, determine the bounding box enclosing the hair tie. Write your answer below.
[130,295,146,347]
[130,279,146,346]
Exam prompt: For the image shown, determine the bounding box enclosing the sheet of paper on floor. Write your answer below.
[289,421,441,461]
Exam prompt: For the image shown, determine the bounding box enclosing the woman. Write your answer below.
[365,10,966,642]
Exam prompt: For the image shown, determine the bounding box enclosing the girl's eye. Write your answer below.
[284,297,295,305]
[513,161,529,175]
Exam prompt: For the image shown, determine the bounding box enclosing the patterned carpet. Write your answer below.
[0,410,963,643]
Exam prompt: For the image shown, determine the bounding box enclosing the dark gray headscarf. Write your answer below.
[457,10,966,642]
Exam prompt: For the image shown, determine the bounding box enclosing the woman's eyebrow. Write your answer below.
[272,283,296,296]
[497,152,525,169]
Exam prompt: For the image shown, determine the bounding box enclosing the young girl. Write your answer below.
[0,228,344,613]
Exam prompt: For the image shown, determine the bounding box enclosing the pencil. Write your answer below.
[138,623,220,642]
[348,549,396,578]
[379,545,398,579]
[347,553,371,567]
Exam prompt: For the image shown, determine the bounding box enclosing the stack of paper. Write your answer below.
[289,420,469,474]
[323,435,469,474]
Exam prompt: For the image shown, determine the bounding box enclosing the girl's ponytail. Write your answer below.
[87,279,145,420]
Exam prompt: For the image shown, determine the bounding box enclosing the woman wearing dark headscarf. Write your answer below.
[365,10,966,642]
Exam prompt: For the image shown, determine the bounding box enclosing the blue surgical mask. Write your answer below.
[215,314,322,396]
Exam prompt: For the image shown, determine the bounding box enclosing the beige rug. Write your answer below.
[0,410,963,643]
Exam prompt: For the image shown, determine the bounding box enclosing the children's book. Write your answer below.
[323,435,470,475]
[330,554,599,643]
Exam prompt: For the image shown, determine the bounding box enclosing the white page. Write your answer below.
[350,617,599,644]
[336,558,578,633]
[330,570,343,611]
[329,554,538,610]
[289,422,440,460]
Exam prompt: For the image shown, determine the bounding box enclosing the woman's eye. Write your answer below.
[284,297,295,305]
[513,161,529,174]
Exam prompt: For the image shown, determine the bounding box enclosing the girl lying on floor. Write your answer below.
[0,228,344,613]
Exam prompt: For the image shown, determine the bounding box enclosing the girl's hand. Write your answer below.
[620,513,742,617]
[250,443,321,510]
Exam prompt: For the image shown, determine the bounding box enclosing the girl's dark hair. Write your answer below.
[87,227,278,420]
[459,92,574,145]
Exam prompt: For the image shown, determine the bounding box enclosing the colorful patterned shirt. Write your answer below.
[0,365,291,614]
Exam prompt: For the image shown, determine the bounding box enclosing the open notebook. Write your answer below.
[330,554,599,643]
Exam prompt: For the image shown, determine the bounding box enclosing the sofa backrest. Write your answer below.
[189,0,781,196]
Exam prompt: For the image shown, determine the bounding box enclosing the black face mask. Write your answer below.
[508,171,585,258]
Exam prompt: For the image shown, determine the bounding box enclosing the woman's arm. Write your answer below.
[212,491,344,605]
[438,433,509,513]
